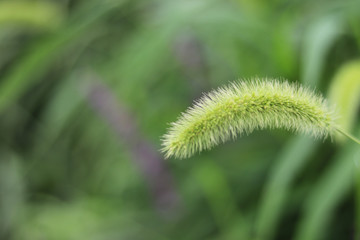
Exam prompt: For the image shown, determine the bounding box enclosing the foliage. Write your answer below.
[0,0,359,239]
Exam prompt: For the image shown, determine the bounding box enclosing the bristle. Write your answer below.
[162,78,337,159]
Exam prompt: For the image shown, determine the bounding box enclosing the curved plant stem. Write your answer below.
[336,128,360,145]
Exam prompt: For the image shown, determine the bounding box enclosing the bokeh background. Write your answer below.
[0,0,360,239]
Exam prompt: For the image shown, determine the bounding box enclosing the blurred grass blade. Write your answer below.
[0,1,64,30]
[356,149,360,240]
[102,25,176,102]
[0,152,24,238]
[192,159,249,239]
[302,16,343,87]
[328,60,360,142]
[294,128,360,240]
[29,72,85,160]
[255,136,319,240]
[0,0,126,113]
[42,72,84,134]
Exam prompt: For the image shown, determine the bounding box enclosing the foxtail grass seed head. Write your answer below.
[162,78,338,159]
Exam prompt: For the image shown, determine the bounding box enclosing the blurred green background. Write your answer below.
[0,0,360,239]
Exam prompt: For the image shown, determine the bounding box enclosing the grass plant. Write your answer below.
[162,78,359,159]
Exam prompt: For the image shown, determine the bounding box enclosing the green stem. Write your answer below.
[336,128,360,145]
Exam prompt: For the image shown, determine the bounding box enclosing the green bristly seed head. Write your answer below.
[162,78,337,159]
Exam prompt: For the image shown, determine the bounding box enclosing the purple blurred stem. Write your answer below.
[84,77,179,216]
